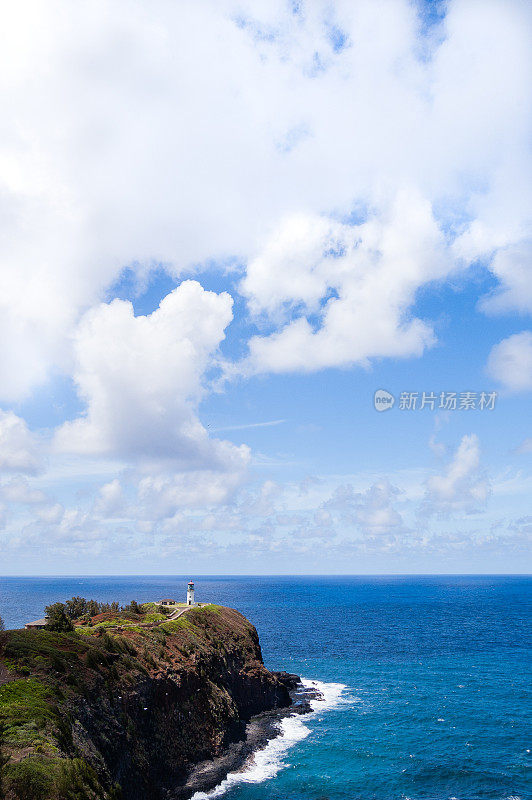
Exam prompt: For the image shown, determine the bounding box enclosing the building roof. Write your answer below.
[25,618,48,627]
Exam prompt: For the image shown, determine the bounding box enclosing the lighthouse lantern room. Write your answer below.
[187,581,195,606]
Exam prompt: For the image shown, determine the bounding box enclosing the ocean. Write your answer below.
[0,575,530,800]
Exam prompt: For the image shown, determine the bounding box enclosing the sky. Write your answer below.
[0,0,531,575]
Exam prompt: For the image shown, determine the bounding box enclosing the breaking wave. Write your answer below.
[190,679,346,799]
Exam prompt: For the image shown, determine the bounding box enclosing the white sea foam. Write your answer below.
[191,679,346,800]
[300,678,347,711]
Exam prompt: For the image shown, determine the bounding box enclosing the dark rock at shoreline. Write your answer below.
[272,670,301,690]
[177,676,323,799]
[289,680,324,714]
[175,712,281,799]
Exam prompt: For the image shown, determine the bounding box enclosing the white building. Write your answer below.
[187,581,195,606]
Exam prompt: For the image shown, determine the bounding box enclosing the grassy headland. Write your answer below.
[0,603,290,800]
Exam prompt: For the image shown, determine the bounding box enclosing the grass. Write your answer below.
[143,613,167,623]
[1,631,92,681]
[76,620,148,634]
[194,604,221,614]
[0,679,60,750]
[160,616,192,633]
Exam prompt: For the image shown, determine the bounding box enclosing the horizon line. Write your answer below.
[0,572,530,579]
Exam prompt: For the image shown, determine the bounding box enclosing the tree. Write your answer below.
[85,599,101,617]
[45,602,74,632]
[0,613,5,631]
[123,600,141,615]
[65,596,88,619]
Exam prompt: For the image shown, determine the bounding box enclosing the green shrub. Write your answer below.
[49,654,65,673]
[85,649,103,670]
[55,757,102,798]
[115,637,137,656]
[100,632,121,653]
[3,757,54,800]
[3,756,105,800]
[0,679,57,739]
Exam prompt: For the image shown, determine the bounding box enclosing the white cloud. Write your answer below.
[93,478,124,517]
[479,241,532,315]
[0,1,531,571]
[424,434,490,514]
[515,437,532,454]
[0,410,42,474]
[36,503,64,524]
[1,452,529,568]
[55,280,249,475]
[239,480,283,517]
[211,420,286,433]
[0,1,530,396]
[0,478,47,505]
[352,480,404,535]
[137,470,245,519]
[324,478,404,535]
[240,190,449,372]
[429,434,447,458]
[487,331,532,392]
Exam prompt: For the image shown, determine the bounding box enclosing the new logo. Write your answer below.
[374,389,395,412]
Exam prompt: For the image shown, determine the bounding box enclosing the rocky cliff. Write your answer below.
[0,605,296,800]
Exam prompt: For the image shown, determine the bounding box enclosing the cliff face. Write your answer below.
[0,605,293,800]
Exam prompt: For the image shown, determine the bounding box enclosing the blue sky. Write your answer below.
[0,0,530,574]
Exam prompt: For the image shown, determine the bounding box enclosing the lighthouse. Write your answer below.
[187,581,195,606]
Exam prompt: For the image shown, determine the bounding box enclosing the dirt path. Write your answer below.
[166,605,193,621]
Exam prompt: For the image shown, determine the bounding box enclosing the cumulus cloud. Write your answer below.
[36,503,64,525]
[487,331,532,392]
[352,481,404,535]
[136,470,245,519]
[0,1,531,570]
[240,190,448,372]
[324,479,405,535]
[0,410,42,474]
[55,280,249,474]
[478,241,532,315]
[93,479,125,517]
[0,478,48,505]
[424,434,490,515]
[0,1,530,396]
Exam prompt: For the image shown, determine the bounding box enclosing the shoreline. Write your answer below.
[174,677,325,800]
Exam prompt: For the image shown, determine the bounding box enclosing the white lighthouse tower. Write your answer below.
[186,581,195,606]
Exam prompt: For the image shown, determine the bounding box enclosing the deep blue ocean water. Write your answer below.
[0,575,530,800]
